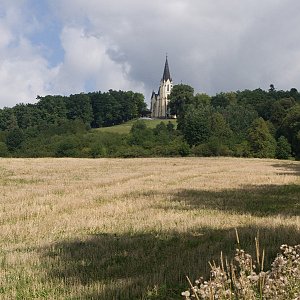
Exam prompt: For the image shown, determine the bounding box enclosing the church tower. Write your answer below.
[151,56,173,118]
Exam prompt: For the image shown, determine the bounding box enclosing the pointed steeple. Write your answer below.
[162,55,172,81]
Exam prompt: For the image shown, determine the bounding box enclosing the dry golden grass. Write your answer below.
[0,157,299,299]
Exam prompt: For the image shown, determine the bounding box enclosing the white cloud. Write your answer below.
[50,26,145,95]
[50,0,300,97]
[0,1,145,107]
[0,2,57,107]
[0,23,13,49]
[1,0,300,107]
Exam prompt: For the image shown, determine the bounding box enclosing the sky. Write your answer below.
[1,0,300,108]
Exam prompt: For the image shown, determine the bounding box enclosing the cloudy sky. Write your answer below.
[1,0,300,108]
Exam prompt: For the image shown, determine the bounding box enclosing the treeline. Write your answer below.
[0,85,299,160]
[0,90,147,156]
[169,84,300,159]
[0,90,147,131]
[0,118,188,158]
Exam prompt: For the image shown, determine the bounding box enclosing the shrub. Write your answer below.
[192,140,231,157]
[0,142,9,157]
[116,145,150,158]
[90,144,108,158]
[233,141,252,157]
[55,136,82,157]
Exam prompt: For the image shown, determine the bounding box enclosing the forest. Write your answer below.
[0,84,299,159]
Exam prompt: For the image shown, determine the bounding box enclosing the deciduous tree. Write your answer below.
[247,118,276,158]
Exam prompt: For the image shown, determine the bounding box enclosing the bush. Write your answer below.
[192,139,231,157]
[116,145,150,158]
[178,141,190,157]
[0,142,9,157]
[233,141,252,157]
[90,144,108,158]
[55,136,82,157]
[191,144,211,157]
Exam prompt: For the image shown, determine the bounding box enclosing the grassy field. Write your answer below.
[0,157,300,299]
[95,118,177,134]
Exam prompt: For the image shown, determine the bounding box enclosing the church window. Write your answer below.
[167,84,169,91]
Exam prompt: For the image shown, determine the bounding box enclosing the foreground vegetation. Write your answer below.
[183,239,300,299]
[0,157,299,299]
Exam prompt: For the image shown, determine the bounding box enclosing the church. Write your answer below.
[150,56,173,118]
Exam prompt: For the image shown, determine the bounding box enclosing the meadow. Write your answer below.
[0,157,299,299]
[95,118,177,134]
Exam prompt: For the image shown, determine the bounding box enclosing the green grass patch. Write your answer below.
[94,119,177,134]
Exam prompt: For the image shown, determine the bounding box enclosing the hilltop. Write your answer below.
[95,118,177,134]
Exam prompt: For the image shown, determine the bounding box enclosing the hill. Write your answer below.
[1,86,299,159]
[1,157,299,299]
[95,118,177,134]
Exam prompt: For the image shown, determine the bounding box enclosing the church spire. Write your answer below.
[162,55,172,81]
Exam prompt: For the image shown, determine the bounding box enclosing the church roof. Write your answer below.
[162,56,172,81]
[151,90,157,99]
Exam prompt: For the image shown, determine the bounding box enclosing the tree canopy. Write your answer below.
[0,84,299,160]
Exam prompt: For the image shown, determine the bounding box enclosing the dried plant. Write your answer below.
[182,233,300,300]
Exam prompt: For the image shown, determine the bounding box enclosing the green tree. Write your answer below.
[0,142,9,157]
[12,103,44,129]
[168,84,194,129]
[181,104,212,146]
[0,108,18,130]
[153,122,175,145]
[166,121,175,133]
[129,120,154,148]
[222,104,258,142]
[6,128,25,151]
[211,92,237,108]
[66,94,93,125]
[132,92,147,117]
[270,97,296,127]
[55,136,81,157]
[90,92,121,127]
[90,90,147,128]
[247,118,276,158]
[280,105,300,158]
[193,93,211,107]
[276,136,292,159]
[237,89,274,120]
[210,112,233,143]
[121,91,137,121]
[37,95,68,125]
